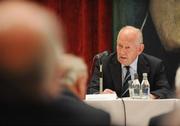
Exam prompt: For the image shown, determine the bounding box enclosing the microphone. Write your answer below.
[90,51,109,93]
[91,51,109,74]
[93,51,109,61]
[93,51,109,93]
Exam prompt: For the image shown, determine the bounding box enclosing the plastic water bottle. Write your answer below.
[141,73,150,99]
[132,73,141,99]
[128,80,133,99]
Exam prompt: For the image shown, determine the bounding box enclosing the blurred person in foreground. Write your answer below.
[149,67,180,126]
[0,1,110,125]
[58,54,88,100]
[88,26,173,99]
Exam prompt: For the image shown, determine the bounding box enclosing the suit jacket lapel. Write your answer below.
[109,55,122,96]
[137,54,150,82]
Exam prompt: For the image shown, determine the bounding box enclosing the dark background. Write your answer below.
[143,14,180,89]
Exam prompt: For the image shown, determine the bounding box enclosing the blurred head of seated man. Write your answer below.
[58,54,88,100]
[88,25,172,99]
[0,0,64,102]
[0,1,110,125]
[149,67,180,126]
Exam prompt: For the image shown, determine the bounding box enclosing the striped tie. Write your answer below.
[121,66,131,97]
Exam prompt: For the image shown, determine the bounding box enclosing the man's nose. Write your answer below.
[120,48,126,55]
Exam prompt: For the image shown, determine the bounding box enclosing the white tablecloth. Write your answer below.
[86,98,179,126]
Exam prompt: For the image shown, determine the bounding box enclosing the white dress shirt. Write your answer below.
[121,56,138,83]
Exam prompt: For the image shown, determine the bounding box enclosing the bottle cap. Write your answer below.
[143,73,148,77]
[134,73,138,79]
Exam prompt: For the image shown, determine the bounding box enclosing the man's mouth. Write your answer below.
[120,56,127,60]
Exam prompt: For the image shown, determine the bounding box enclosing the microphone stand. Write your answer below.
[90,54,103,94]
[99,63,103,93]
[92,51,109,94]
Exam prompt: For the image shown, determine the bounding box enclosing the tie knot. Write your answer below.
[124,66,130,71]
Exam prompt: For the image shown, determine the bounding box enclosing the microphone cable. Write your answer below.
[140,11,148,31]
[119,97,127,126]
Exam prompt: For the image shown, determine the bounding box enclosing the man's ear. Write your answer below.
[138,44,144,54]
[76,76,87,100]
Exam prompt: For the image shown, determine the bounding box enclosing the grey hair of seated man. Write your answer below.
[117,26,143,44]
[58,54,88,99]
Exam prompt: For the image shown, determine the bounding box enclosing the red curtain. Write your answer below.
[39,0,112,75]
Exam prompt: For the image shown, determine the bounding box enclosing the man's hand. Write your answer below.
[102,89,116,94]
[149,93,159,99]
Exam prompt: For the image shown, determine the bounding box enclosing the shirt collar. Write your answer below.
[121,56,138,71]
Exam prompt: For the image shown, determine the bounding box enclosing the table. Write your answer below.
[86,98,179,126]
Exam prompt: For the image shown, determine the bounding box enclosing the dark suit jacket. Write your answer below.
[149,109,180,126]
[88,52,173,98]
[0,92,110,125]
[149,112,168,126]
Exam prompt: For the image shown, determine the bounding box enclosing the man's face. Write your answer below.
[116,32,144,66]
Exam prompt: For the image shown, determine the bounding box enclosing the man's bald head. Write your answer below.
[0,1,64,101]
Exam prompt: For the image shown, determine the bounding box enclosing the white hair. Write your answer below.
[59,54,87,86]
[117,26,143,44]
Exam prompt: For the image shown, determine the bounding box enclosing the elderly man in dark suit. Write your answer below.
[0,1,110,125]
[88,26,172,99]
